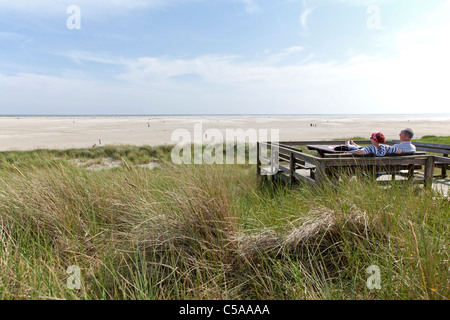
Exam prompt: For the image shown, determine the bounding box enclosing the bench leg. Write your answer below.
[407,165,415,181]
[442,154,448,179]
[424,156,435,189]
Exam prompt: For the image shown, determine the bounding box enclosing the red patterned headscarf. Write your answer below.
[370,132,385,143]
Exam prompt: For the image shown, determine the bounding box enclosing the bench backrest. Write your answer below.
[390,140,450,155]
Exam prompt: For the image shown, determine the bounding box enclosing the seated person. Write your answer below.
[392,128,416,153]
[349,132,402,157]
[345,139,364,151]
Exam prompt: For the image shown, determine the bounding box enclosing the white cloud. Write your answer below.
[64,51,123,65]
[3,42,447,115]
[0,0,163,9]
[335,0,396,6]
[265,46,306,64]
[0,0,189,16]
[1,47,449,114]
[2,32,450,115]
[240,0,261,14]
[115,46,309,84]
[300,7,314,30]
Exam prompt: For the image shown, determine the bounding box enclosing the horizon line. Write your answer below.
[1,113,450,117]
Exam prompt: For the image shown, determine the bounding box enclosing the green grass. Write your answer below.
[0,144,448,300]
[415,135,450,145]
[335,136,450,145]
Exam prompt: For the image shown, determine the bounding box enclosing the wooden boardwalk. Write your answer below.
[257,140,450,193]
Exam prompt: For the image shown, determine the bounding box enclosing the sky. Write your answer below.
[0,0,449,115]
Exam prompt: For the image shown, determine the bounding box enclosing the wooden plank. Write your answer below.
[278,164,291,174]
[292,152,427,167]
[278,153,291,162]
[278,140,372,146]
[391,140,450,150]
[275,144,303,152]
[424,156,436,188]
[323,151,427,158]
[277,153,316,170]
[434,154,450,178]
[415,147,450,154]
[411,142,450,150]
[277,145,304,158]
[314,160,327,186]
[291,152,322,166]
[318,157,427,167]
[297,163,316,170]
[293,170,317,186]
[433,155,450,164]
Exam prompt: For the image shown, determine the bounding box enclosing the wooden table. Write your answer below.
[306,144,348,158]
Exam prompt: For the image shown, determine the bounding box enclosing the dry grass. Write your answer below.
[0,145,448,300]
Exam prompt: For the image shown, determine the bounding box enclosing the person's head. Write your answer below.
[370,132,385,144]
[399,128,414,142]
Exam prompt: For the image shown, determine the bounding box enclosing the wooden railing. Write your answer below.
[390,140,450,178]
[257,141,450,188]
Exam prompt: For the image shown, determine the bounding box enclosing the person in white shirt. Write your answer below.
[392,128,416,153]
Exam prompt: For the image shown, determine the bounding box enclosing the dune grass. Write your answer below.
[0,144,448,300]
[414,135,450,145]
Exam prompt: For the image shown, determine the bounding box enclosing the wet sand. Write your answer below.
[0,114,449,151]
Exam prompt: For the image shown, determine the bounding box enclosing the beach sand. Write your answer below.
[0,114,449,151]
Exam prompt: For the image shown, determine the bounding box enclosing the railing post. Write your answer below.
[442,154,448,178]
[256,142,261,176]
[289,151,295,184]
[315,159,327,186]
[424,155,435,188]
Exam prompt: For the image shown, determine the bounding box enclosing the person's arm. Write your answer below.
[381,146,402,155]
[351,145,375,156]
[388,145,402,154]
[349,149,366,155]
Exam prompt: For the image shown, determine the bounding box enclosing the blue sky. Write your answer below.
[0,0,449,115]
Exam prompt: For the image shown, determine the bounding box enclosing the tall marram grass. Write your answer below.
[0,145,448,300]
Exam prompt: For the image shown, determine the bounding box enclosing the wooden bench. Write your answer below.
[391,140,450,178]
[257,141,447,188]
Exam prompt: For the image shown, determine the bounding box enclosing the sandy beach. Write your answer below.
[0,114,449,151]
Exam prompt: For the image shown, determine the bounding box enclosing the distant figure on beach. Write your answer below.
[392,128,416,153]
[98,139,102,146]
[348,132,402,157]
